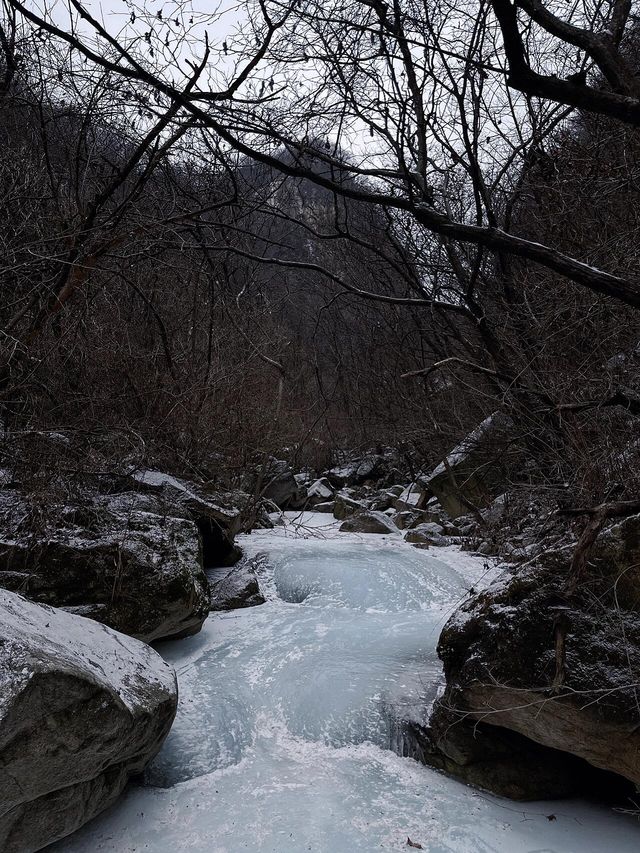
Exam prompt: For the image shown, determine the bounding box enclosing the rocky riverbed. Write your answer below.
[43,513,640,852]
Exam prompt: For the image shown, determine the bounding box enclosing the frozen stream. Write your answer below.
[53,513,640,852]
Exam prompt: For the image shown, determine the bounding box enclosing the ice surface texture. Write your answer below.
[51,513,640,853]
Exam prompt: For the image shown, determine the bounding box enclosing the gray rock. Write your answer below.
[209,556,266,611]
[0,590,177,852]
[264,471,303,509]
[369,491,397,512]
[326,455,387,488]
[340,510,398,534]
[392,510,423,530]
[404,523,448,547]
[398,483,432,511]
[0,488,210,643]
[307,477,334,504]
[386,485,405,497]
[420,521,445,535]
[312,501,335,513]
[333,493,366,520]
[431,558,640,795]
[242,459,305,510]
[424,413,515,518]
[480,494,507,526]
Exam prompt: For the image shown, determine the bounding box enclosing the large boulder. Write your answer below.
[424,413,514,518]
[0,486,210,643]
[339,510,398,535]
[238,458,305,510]
[428,551,640,795]
[0,590,177,852]
[132,470,245,565]
[306,477,334,505]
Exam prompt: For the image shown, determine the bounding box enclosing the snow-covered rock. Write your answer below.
[405,523,448,547]
[313,500,335,513]
[306,477,334,504]
[209,556,266,611]
[393,484,426,512]
[368,490,398,512]
[0,486,210,643]
[332,493,366,520]
[480,493,507,525]
[386,484,405,498]
[339,511,398,535]
[392,510,423,530]
[326,455,387,488]
[429,557,640,795]
[133,470,245,563]
[424,413,514,518]
[0,589,177,852]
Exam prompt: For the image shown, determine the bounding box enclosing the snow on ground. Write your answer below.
[50,512,640,853]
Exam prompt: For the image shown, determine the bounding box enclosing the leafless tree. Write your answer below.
[4,0,640,498]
